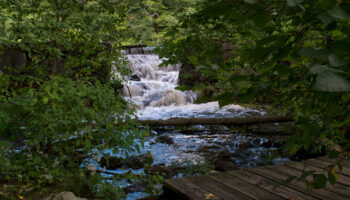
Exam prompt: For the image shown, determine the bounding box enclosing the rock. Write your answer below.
[217,150,232,161]
[99,156,123,169]
[261,140,272,148]
[45,192,87,200]
[214,160,236,171]
[123,182,147,194]
[125,154,153,169]
[156,135,174,145]
[146,164,173,177]
[214,150,236,171]
[130,73,141,81]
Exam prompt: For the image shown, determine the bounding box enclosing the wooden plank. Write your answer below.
[227,170,317,200]
[208,172,284,200]
[188,175,254,200]
[318,157,350,170]
[164,178,222,200]
[249,166,347,200]
[307,158,350,177]
[267,164,350,198]
[285,161,350,187]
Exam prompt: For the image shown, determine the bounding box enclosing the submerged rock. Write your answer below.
[146,164,174,177]
[100,154,153,169]
[123,182,147,194]
[156,135,174,145]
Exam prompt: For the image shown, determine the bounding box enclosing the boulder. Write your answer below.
[146,164,174,177]
[156,135,174,145]
[125,154,153,169]
[214,160,236,172]
[214,150,236,171]
[130,73,141,81]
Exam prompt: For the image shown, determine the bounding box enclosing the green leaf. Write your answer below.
[328,6,350,20]
[188,56,199,65]
[211,64,219,70]
[312,71,350,92]
[317,13,334,25]
[282,176,296,186]
[305,180,313,192]
[327,170,336,185]
[288,144,300,155]
[327,151,339,159]
[244,0,257,4]
[312,174,327,189]
[309,65,342,75]
[43,97,49,104]
[328,54,347,67]
[298,170,315,181]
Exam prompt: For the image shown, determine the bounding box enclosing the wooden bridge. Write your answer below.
[163,157,350,200]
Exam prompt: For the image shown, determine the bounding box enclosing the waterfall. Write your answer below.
[122,54,196,109]
[121,47,264,120]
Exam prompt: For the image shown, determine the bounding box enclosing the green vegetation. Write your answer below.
[1,0,350,198]
[120,0,200,45]
[0,0,144,199]
[158,0,350,191]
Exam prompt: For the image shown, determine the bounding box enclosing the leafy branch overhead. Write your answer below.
[158,0,350,191]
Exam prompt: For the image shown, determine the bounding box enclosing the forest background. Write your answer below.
[1,0,350,199]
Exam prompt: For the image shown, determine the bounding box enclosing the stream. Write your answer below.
[98,49,290,199]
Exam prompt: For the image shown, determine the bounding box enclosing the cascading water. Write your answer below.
[121,54,196,110]
[122,52,264,120]
[104,48,289,200]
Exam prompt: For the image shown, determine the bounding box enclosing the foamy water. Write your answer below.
[122,54,264,118]
[110,52,287,199]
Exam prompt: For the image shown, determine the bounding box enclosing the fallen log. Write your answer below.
[136,115,293,126]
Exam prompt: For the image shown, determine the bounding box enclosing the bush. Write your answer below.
[0,75,144,199]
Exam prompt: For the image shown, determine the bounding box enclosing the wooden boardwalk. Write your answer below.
[163,157,350,200]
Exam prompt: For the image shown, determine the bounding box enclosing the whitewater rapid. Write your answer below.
[122,54,265,119]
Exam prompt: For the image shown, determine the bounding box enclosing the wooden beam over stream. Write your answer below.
[135,115,293,126]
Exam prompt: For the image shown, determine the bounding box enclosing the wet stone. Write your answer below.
[156,135,174,145]
[130,73,141,81]
[126,154,154,169]
[214,160,236,171]
[146,164,174,177]
[123,182,148,194]
[100,154,154,169]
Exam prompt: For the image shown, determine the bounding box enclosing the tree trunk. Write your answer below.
[135,115,293,126]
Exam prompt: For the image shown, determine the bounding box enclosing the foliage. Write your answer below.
[120,0,200,45]
[0,0,127,81]
[0,75,144,199]
[159,0,350,191]
[0,0,145,199]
